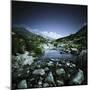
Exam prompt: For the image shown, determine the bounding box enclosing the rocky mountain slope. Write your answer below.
[55,25,87,49]
[12,27,47,55]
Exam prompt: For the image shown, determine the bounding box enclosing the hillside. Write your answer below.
[55,25,87,49]
[12,27,47,55]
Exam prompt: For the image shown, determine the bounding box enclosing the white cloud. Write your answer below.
[27,27,62,39]
[41,31,62,39]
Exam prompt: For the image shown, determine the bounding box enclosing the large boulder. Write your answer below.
[18,80,27,89]
[15,51,34,66]
[77,50,87,73]
[23,56,34,65]
[70,69,84,85]
[79,50,87,56]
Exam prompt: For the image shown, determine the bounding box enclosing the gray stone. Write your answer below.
[33,69,45,76]
[43,83,49,87]
[56,68,65,76]
[79,50,87,57]
[56,62,62,67]
[44,67,49,71]
[57,80,64,86]
[47,61,54,66]
[70,69,84,84]
[23,56,34,65]
[38,80,42,85]
[45,72,55,85]
[18,80,27,88]
[66,62,70,66]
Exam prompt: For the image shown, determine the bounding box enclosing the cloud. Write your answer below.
[27,27,62,39]
[41,31,62,39]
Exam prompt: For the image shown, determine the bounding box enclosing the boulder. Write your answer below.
[44,67,49,71]
[47,61,54,66]
[18,80,27,89]
[43,83,49,87]
[57,80,64,86]
[14,51,34,66]
[23,56,34,65]
[56,68,65,76]
[79,50,87,63]
[70,69,84,84]
[71,48,79,54]
[79,50,87,57]
[56,62,62,67]
[32,69,45,76]
[77,50,87,72]
[45,72,55,85]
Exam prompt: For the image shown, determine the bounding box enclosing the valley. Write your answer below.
[12,25,87,89]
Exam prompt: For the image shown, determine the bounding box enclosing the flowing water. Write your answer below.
[41,49,76,61]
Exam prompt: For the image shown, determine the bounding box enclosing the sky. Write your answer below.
[12,1,87,39]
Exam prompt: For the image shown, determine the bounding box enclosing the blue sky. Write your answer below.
[12,1,87,39]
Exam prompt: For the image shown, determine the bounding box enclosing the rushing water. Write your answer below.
[41,49,76,61]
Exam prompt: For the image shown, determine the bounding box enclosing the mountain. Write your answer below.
[29,29,54,40]
[55,25,87,48]
[12,27,47,41]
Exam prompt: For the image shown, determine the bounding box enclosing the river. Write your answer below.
[40,49,76,61]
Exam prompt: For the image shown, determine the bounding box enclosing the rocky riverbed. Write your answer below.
[12,49,87,89]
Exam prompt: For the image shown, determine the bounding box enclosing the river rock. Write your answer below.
[56,68,65,76]
[71,48,79,54]
[43,83,49,87]
[70,69,84,84]
[14,51,34,66]
[51,58,55,61]
[18,80,27,88]
[72,63,76,67]
[79,50,87,63]
[32,69,45,76]
[56,62,61,67]
[44,67,49,71]
[23,56,34,65]
[57,80,64,86]
[66,62,70,66]
[79,50,87,57]
[47,61,54,66]
[36,65,41,68]
[45,72,55,84]
[38,80,42,85]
